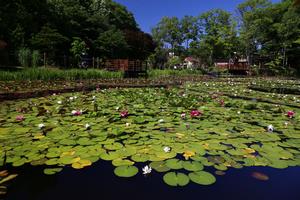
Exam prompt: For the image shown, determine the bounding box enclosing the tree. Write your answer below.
[180,16,200,50]
[30,24,69,63]
[238,0,300,71]
[198,9,238,62]
[95,29,128,59]
[70,37,89,66]
[152,17,184,54]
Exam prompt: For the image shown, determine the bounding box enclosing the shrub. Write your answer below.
[18,48,31,68]
[32,50,40,68]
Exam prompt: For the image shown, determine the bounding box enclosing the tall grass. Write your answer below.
[18,48,31,68]
[32,50,40,68]
[148,69,202,78]
[0,68,123,81]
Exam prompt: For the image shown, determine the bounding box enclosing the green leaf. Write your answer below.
[183,161,204,171]
[114,166,138,178]
[188,171,216,185]
[163,172,190,187]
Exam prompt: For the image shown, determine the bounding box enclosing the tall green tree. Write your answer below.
[152,17,184,54]
[180,15,200,50]
[198,9,238,62]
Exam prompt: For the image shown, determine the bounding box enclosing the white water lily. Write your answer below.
[38,123,45,129]
[237,111,241,114]
[284,122,288,127]
[267,125,274,132]
[74,96,78,99]
[125,123,131,127]
[163,146,171,153]
[57,100,62,104]
[69,97,74,101]
[115,107,120,110]
[158,119,164,123]
[92,96,96,100]
[85,123,90,129]
[142,165,152,175]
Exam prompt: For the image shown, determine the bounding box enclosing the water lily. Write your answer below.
[85,123,90,129]
[219,99,225,107]
[237,111,241,114]
[181,113,186,119]
[142,165,152,175]
[69,97,74,101]
[267,125,274,132]
[120,111,128,118]
[284,121,288,127]
[92,96,96,100]
[190,110,202,117]
[38,123,45,129]
[16,115,25,121]
[72,110,82,116]
[163,146,171,153]
[287,111,295,118]
[183,150,195,160]
[57,100,62,104]
[125,122,131,127]
[158,119,164,123]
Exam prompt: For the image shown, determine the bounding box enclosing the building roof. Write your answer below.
[184,57,198,62]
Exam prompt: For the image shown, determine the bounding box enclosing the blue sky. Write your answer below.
[114,0,281,33]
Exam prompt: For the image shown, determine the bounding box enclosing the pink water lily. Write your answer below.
[181,113,186,119]
[190,110,202,117]
[120,111,129,118]
[16,115,25,121]
[71,110,82,116]
[287,111,295,118]
[219,99,225,107]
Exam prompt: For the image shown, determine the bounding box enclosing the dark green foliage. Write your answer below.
[0,0,155,66]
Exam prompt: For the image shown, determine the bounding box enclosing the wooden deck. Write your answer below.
[104,59,147,77]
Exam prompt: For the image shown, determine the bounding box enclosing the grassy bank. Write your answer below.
[0,68,204,81]
[0,68,123,81]
[148,69,202,78]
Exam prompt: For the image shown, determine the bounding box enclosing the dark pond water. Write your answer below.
[3,161,300,200]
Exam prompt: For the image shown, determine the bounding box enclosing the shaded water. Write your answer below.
[4,162,300,200]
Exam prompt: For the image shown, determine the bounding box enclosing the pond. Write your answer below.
[0,79,300,199]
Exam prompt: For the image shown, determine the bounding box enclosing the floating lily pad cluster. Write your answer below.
[0,80,300,187]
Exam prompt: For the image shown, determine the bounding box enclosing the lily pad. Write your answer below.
[43,168,63,175]
[183,161,204,171]
[149,161,170,172]
[165,159,183,170]
[114,166,138,178]
[163,172,190,187]
[188,171,216,185]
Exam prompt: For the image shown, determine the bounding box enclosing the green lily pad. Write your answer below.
[112,158,134,166]
[43,168,63,175]
[165,159,183,170]
[189,171,216,185]
[149,161,170,172]
[163,172,190,187]
[183,161,204,171]
[114,166,138,178]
